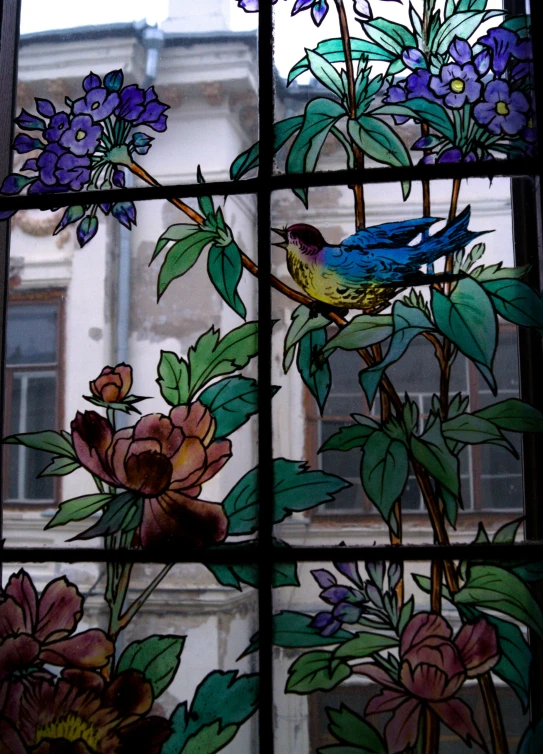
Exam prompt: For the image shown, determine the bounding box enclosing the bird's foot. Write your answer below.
[308,301,348,320]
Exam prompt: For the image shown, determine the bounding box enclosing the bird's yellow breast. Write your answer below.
[286,250,395,310]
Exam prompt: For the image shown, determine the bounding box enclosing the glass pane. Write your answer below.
[7,0,258,204]
[6,304,58,364]
[273,559,538,752]
[3,192,259,545]
[272,176,537,545]
[0,561,258,752]
[269,0,534,180]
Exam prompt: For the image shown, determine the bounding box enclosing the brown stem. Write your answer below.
[118,564,174,631]
[333,0,365,229]
[424,706,440,754]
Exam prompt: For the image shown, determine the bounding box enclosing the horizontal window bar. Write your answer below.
[0,158,540,214]
[1,542,541,564]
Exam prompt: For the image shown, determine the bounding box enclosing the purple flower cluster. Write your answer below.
[237,0,401,27]
[1,69,169,246]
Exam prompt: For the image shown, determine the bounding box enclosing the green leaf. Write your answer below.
[158,230,216,299]
[432,277,497,390]
[116,635,185,699]
[482,278,543,329]
[334,632,397,659]
[297,327,331,414]
[442,413,516,454]
[412,573,453,603]
[284,304,330,373]
[456,0,488,10]
[39,456,81,477]
[287,98,346,204]
[199,376,275,438]
[455,565,543,638]
[76,491,142,540]
[46,493,113,529]
[501,15,531,36]
[373,98,455,141]
[186,322,259,400]
[306,48,345,98]
[4,429,76,459]
[471,262,530,281]
[493,517,524,544]
[272,562,300,588]
[163,671,258,754]
[288,39,394,84]
[157,350,190,406]
[512,562,543,582]
[319,423,376,452]
[518,718,543,754]
[475,398,543,433]
[433,10,503,55]
[361,429,409,523]
[222,466,259,535]
[286,650,351,694]
[207,241,246,319]
[364,17,417,55]
[207,563,259,590]
[230,115,303,179]
[412,417,460,497]
[151,223,200,263]
[348,115,412,168]
[321,705,386,754]
[360,301,434,406]
[198,193,215,221]
[274,459,350,522]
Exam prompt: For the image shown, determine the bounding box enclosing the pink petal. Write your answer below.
[0,598,27,636]
[71,410,117,486]
[401,612,452,656]
[430,698,485,748]
[385,698,421,754]
[0,717,27,754]
[115,363,133,399]
[61,668,105,692]
[4,570,38,632]
[140,492,228,551]
[0,635,39,681]
[197,440,232,485]
[36,577,82,642]
[169,437,207,487]
[366,688,409,715]
[401,639,465,700]
[353,663,401,691]
[39,629,113,669]
[108,430,133,487]
[170,402,215,444]
[455,620,499,677]
[133,413,183,457]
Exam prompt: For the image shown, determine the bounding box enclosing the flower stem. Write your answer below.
[117,564,174,631]
[333,0,366,229]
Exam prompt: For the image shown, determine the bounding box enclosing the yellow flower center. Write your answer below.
[75,129,86,141]
[36,714,100,751]
[528,118,534,129]
[450,78,465,94]
[91,101,100,110]
[496,101,510,116]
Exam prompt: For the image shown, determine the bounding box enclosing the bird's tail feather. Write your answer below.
[413,206,488,265]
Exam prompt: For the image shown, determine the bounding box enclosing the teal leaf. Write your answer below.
[285,650,351,694]
[360,301,434,406]
[411,416,460,497]
[163,671,259,754]
[39,456,81,477]
[454,565,543,638]
[207,563,259,590]
[475,398,543,433]
[456,0,488,10]
[320,705,387,754]
[501,15,531,36]
[481,278,543,329]
[306,48,345,99]
[46,493,113,529]
[284,304,329,373]
[492,517,524,544]
[151,224,201,263]
[442,413,516,454]
[471,262,530,281]
[319,423,376,452]
[222,466,258,535]
[157,350,190,406]
[158,230,216,299]
[361,429,409,523]
[76,491,142,540]
[116,635,185,699]
[334,632,398,659]
[286,98,346,204]
[518,718,543,754]
[288,39,394,84]
[274,459,350,523]
[412,573,454,603]
[433,10,504,55]
[364,17,417,55]
[207,242,246,319]
[322,314,392,356]
[199,376,276,438]
[373,98,455,141]
[3,429,76,459]
[297,327,331,415]
[348,115,412,169]
[432,277,497,390]
[230,116,303,180]
[272,561,300,588]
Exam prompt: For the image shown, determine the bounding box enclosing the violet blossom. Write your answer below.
[430,62,481,108]
[73,87,120,121]
[479,27,532,76]
[310,565,368,637]
[474,79,529,136]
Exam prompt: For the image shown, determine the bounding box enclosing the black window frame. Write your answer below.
[0,0,542,747]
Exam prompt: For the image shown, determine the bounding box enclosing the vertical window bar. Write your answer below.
[0,0,22,561]
[257,2,275,752]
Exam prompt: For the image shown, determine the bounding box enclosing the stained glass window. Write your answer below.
[0,1,542,752]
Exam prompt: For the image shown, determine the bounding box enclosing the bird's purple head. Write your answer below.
[272,224,326,256]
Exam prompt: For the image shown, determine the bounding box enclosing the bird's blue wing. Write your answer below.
[323,244,410,284]
[341,216,440,251]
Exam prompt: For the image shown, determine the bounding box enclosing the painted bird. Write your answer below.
[273,206,486,311]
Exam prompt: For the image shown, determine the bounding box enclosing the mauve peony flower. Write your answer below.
[0,570,113,717]
[90,363,133,403]
[1,669,171,754]
[355,612,498,753]
[71,402,231,551]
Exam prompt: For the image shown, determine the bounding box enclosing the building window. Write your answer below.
[3,296,62,504]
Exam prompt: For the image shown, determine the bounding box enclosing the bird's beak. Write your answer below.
[271,227,288,249]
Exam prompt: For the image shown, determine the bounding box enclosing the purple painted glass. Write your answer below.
[449,37,472,66]
[474,80,530,136]
[479,28,530,76]
[44,112,70,143]
[311,569,337,589]
[59,115,102,157]
[430,63,481,108]
[73,88,120,122]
